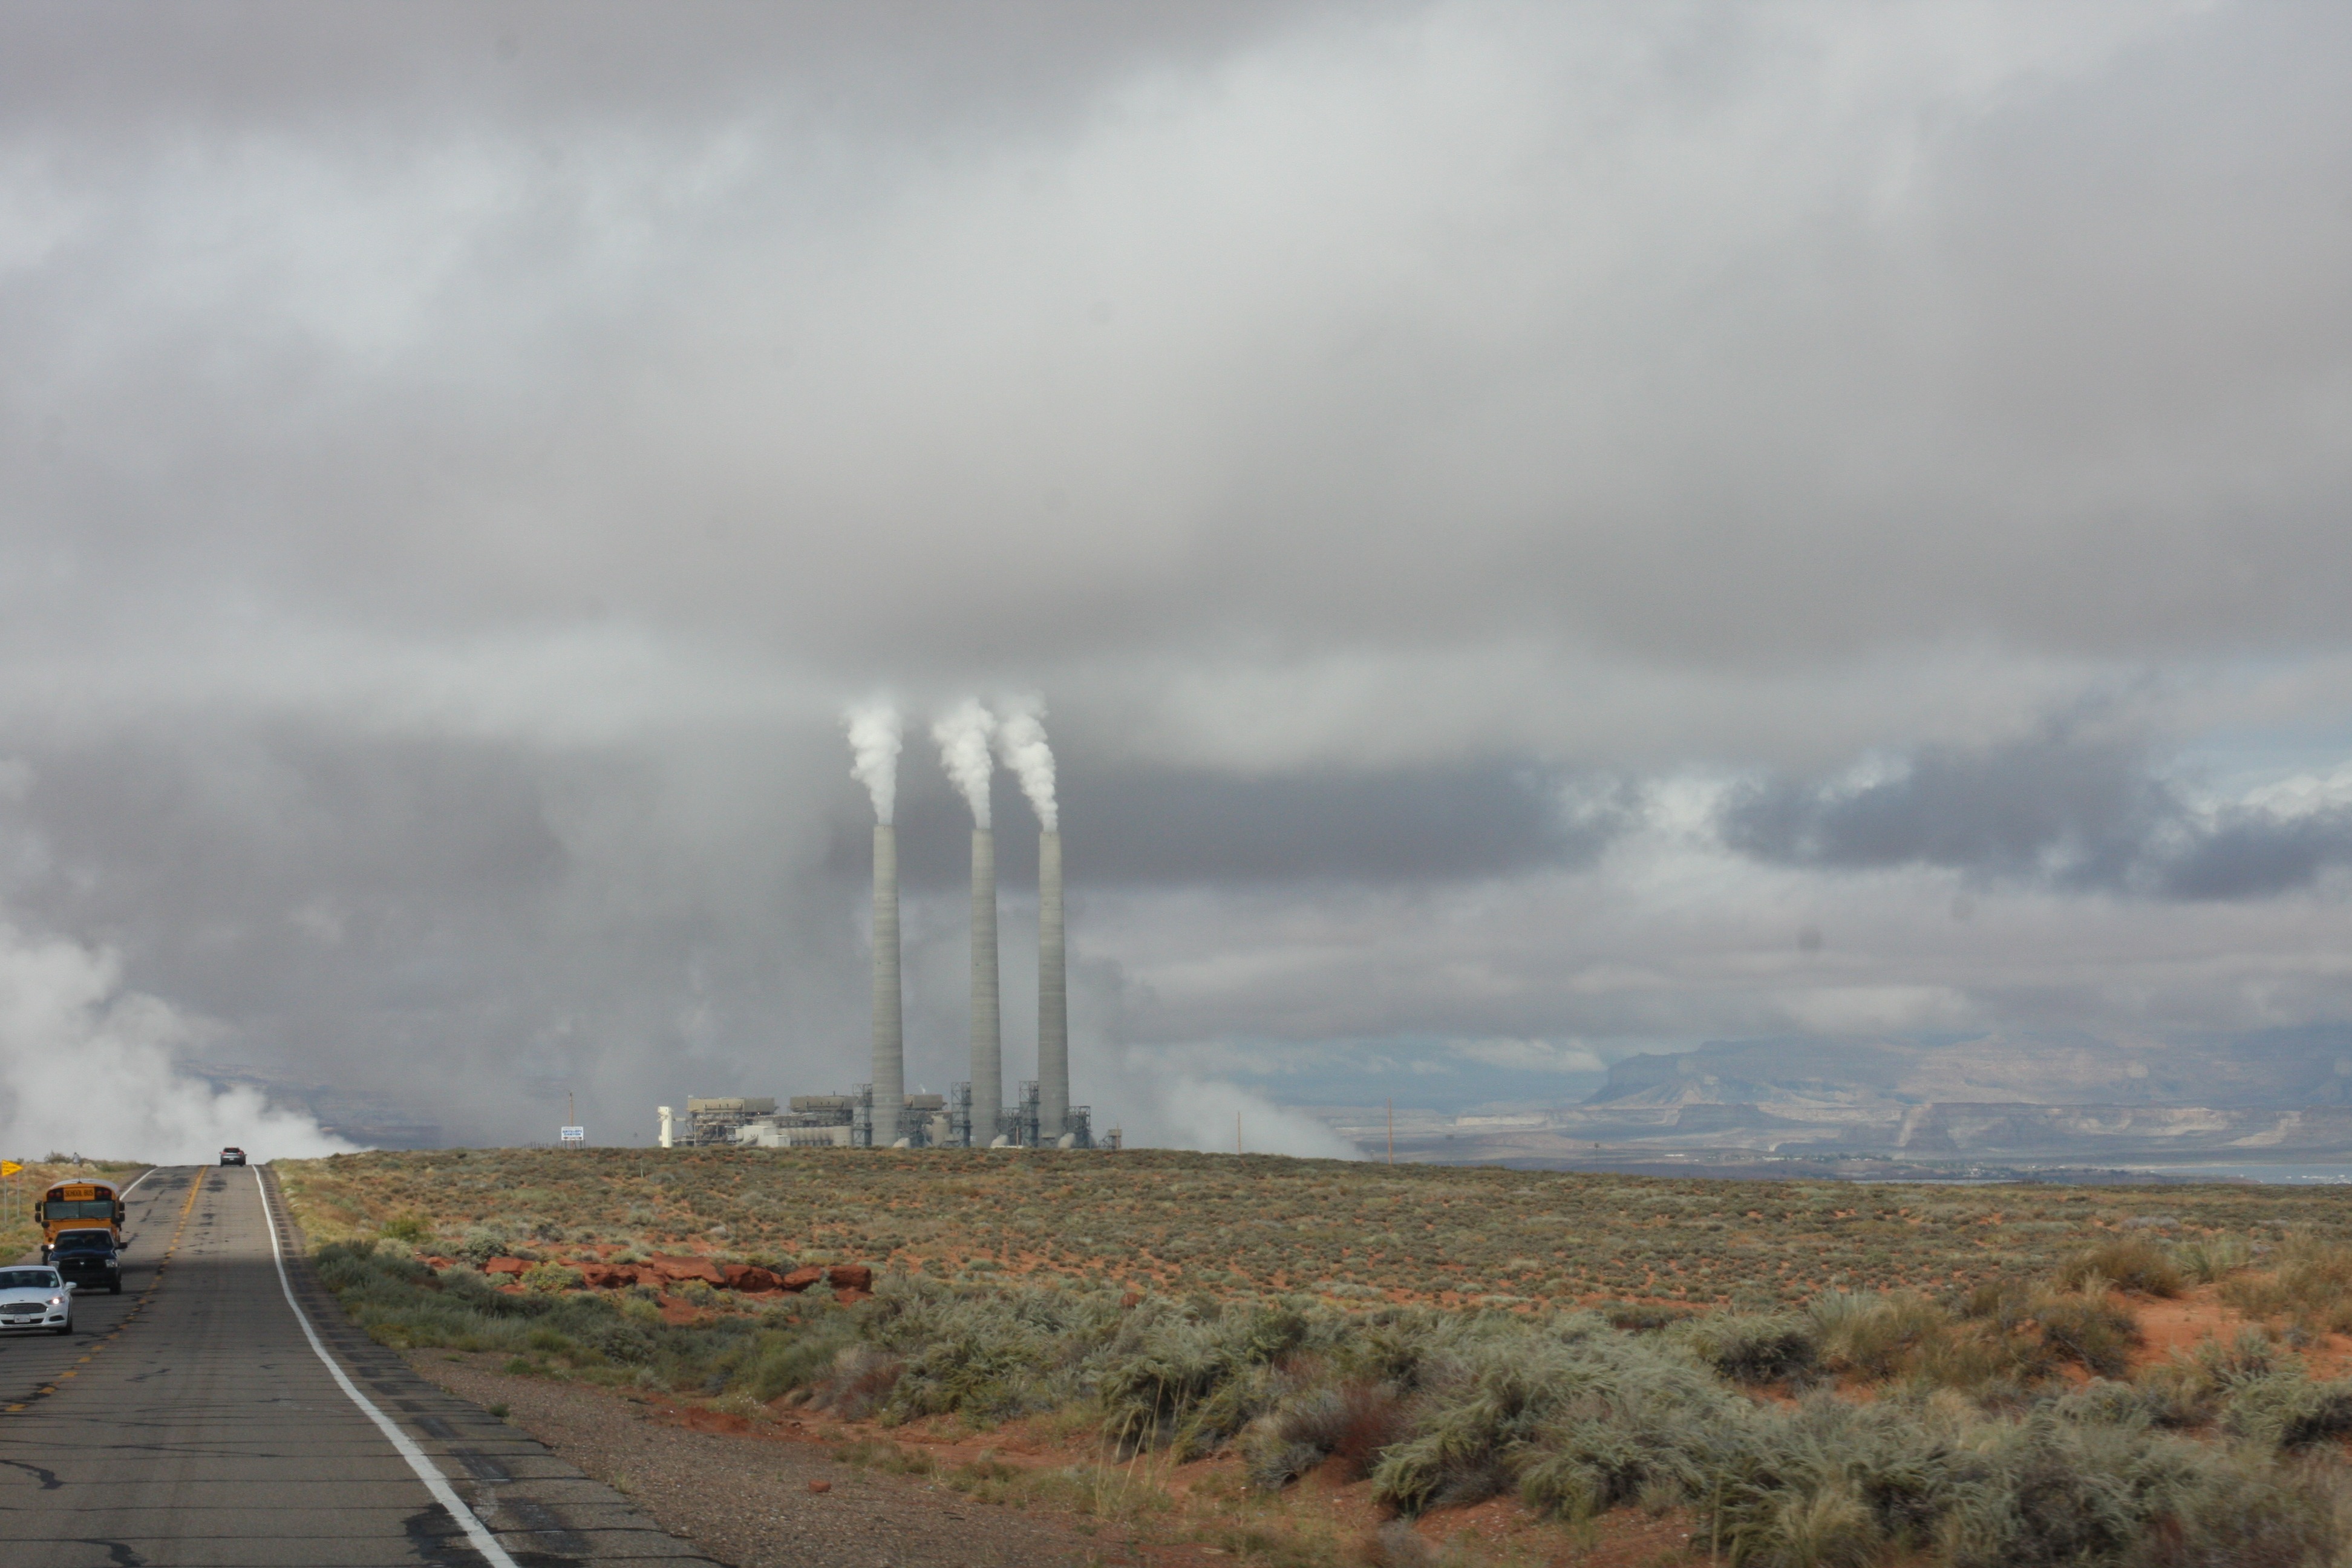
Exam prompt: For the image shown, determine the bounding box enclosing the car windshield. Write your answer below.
[0,1270,59,1292]
[54,1233,113,1254]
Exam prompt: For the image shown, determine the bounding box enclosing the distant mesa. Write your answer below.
[1327,1028,2352,1168]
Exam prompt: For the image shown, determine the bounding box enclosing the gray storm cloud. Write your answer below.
[5,1,2348,679]
[1,2,2351,1146]
[1720,723,2352,901]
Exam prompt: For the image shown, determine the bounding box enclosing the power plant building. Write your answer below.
[659,719,1103,1151]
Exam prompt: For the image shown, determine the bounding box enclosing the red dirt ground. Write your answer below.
[2128,1281,2352,1377]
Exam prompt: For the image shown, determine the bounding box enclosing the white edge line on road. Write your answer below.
[114,1165,156,1248]
[253,1167,520,1568]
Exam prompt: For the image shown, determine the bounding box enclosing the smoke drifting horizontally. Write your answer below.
[844,702,903,825]
[932,700,998,829]
[0,910,351,1164]
[996,701,1059,832]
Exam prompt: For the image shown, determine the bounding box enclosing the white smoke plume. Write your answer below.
[844,701,903,824]
[0,911,353,1164]
[995,699,1059,833]
[1099,1060,1360,1160]
[932,699,997,829]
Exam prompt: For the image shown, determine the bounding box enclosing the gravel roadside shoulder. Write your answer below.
[403,1351,1158,1568]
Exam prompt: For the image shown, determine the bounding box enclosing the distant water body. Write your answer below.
[2126,1163,2352,1185]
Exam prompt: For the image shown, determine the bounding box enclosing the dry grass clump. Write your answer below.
[1659,1282,2145,1394]
[2031,1292,2142,1380]
[2221,1240,2352,1339]
[1809,1291,1950,1380]
[1242,1379,1411,1490]
[1673,1312,1820,1385]
[2050,1238,2183,1298]
[803,1347,907,1419]
[2171,1233,2253,1285]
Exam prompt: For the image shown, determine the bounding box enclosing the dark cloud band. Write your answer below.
[1721,725,2352,900]
[842,757,1633,889]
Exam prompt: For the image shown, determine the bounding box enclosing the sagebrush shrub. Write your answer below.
[2169,1233,2252,1285]
[1673,1312,1820,1384]
[1808,1292,1950,1380]
[2222,1373,2352,1450]
[2031,1291,2139,1379]
[2223,1241,2352,1337]
[2051,1240,2182,1299]
[1243,1380,1410,1490]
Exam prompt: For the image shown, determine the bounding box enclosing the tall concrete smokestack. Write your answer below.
[847,702,904,1147]
[996,701,1065,1145]
[934,699,1002,1146]
[870,823,903,1143]
[969,828,1001,1143]
[1038,828,1067,1141]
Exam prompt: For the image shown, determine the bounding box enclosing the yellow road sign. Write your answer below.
[0,1162,19,1177]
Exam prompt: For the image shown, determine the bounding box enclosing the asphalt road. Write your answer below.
[0,1165,718,1567]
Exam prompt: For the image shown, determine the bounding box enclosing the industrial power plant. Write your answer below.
[658,700,1113,1152]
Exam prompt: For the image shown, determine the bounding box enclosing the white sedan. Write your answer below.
[0,1267,73,1334]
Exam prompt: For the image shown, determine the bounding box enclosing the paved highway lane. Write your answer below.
[0,1166,718,1567]
[0,1164,175,1415]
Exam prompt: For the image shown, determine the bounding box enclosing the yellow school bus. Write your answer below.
[36,1178,125,1258]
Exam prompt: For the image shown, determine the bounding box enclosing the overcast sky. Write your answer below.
[3,1,2350,1157]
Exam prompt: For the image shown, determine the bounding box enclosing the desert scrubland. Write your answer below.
[281,1148,2352,1567]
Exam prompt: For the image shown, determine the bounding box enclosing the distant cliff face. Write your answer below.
[1312,1027,2352,1165]
[1584,1040,1913,1108]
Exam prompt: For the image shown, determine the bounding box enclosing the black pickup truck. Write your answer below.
[50,1229,122,1295]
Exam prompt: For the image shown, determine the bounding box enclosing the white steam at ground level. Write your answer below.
[1088,1051,1359,1160]
[0,910,352,1165]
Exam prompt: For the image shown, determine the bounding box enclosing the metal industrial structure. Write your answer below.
[664,1085,1108,1151]
[675,1097,774,1145]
